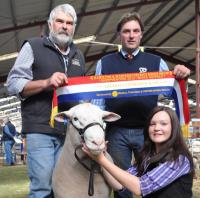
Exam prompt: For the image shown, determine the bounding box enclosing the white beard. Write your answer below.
[49,31,73,49]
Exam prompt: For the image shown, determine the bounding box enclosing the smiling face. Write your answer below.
[119,20,143,53]
[148,111,172,153]
[49,11,75,50]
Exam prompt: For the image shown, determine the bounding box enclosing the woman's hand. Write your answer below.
[82,142,124,191]
[82,143,105,163]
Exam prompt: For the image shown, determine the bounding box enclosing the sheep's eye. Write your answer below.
[73,117,78,121]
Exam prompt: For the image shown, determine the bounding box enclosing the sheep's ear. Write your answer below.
[54,110,72,123]
[102,111,121,122]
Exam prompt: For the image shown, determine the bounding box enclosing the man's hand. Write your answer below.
[173,64,190,79]
[47,72,68,88]
[21,72,68,98]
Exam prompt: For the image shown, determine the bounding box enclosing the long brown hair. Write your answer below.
[136,106,194,176]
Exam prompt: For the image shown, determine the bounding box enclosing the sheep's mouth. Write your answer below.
[89,148,104,155]
[85,141,105,152]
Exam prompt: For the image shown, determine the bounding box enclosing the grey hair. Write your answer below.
[3,117,9,123]
[48,4,77,25]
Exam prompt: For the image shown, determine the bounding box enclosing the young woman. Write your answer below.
[83,106,194,198]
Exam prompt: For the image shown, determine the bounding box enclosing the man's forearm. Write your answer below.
[21,79,49,97]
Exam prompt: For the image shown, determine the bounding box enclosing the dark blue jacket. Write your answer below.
[2,121,16,141]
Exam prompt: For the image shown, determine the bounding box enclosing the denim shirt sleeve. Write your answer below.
[91,59,105,110]
[159,58,169,71]
[7,42,34,99]
[95,60,102,75]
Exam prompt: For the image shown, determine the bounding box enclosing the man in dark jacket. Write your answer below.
[2,117,16,166]
[7,4,85,198]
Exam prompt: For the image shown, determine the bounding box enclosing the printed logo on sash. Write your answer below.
[139,67,147,73]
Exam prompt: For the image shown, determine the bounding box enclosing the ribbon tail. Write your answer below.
[179,79,190,137]
[173,79,190,137]
[178,79,190,124]
[50,89,58,127]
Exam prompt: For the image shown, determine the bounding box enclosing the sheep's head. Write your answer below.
[54,103,121,155]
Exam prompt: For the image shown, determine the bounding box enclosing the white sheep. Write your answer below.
[52,103,121,198]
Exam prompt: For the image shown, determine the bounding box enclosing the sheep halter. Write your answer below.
[70,121,104,137]
[74,145,101,196]
[72,121,104,196]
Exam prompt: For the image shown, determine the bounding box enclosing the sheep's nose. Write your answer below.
[92,139,104,146]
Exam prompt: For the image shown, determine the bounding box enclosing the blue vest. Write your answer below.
[101,51,160,128]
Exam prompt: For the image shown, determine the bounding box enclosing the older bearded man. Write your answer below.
[7,4,85,198]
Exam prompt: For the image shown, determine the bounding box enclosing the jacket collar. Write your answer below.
[43,36,77,58]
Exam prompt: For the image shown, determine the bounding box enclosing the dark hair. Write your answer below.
[136,106,194,176]
[117,12,144,32]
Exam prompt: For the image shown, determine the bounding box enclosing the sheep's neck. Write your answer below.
[74,145,98,171]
